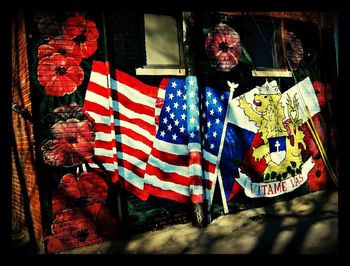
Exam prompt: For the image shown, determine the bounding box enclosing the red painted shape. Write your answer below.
[49,171,116,253]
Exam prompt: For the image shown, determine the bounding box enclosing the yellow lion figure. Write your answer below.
[238,85,306,180]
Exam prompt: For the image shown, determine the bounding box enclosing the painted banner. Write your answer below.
[236,157,314,197]
[224,77,320,198]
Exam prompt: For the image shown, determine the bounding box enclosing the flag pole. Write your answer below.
[295,81,338,188]
[183,12,205,227]
[305,107,338,187]
[101,12,117,177]
[216,169,229,214]
[210,81,237,215]
[284,37,338,189]
[101,12,128,235]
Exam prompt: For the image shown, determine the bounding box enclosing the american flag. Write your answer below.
[82,61,163,200]
[200,87,230,204]
[144,77,204,204]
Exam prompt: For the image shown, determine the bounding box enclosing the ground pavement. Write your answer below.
[59,189,338,254]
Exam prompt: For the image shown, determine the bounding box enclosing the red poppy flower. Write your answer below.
[285,29,304,71]
[42,102,85,127]
[37,53,84,96]
[205,23,242,72]
[41,119,95,167]
[47,203,117,253]
[52,172,108,215]
[63,15,99,59]
[312,81,327,110]
[38,36,82,63]
[301,113,327,158]
[307,158,329,191]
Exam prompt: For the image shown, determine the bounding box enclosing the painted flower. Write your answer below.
[37,53,84,96]
[205,23,242,72]
[47,203,117,253]
[42,102,85,127]
[52,172,108,215]
[307,158,328,191]
[41,118,95,167]
[38,36,82,63]
[301,113,327,159]
[63,15,99,59]
[285,29,304,71]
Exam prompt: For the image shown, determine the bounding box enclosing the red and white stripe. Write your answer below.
[144,139,204,204]
[202,150,217,203]
[83,61,161,200]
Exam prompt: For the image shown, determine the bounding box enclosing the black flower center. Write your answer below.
[219,42,229,52]
[66,137,78,144]
[57,49,67,55]
[77,228,89,242]
[316,169,321,178]
[73,33,87,44]
[55,66,67,76]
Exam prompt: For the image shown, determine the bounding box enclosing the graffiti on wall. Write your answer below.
[47,170,117,253]
[30,13,118,253]
[41,103,95,167]
[25,12,338,253]
[36,15,98,97]
[284,29,304,71]
[205,23,242,72]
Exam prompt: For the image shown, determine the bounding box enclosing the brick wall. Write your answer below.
[24,12,119,253]
[11,13,44,253]
[46,171,117,253]
[13,11,338,254]
[22,12,193,253]
[108,12,146,74]
[126,194,190,234]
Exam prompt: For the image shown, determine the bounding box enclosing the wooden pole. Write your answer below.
[182,11,206,227]
[101,12,128,235]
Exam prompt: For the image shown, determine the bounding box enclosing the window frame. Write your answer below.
[136,12,186,76]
